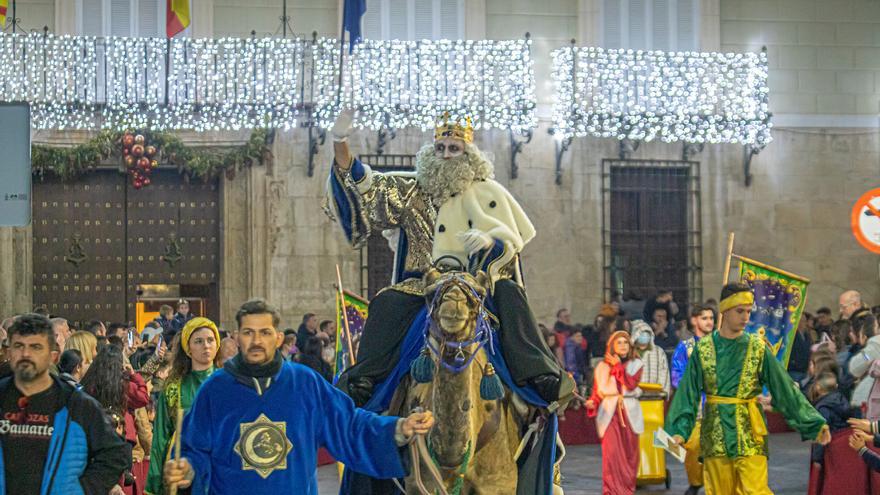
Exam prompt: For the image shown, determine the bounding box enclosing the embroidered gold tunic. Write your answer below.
[666,332,826,459]
[325,159,532,294]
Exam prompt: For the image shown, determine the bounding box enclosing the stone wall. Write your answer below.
[721,0,880,116]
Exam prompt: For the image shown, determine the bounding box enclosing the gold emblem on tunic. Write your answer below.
[233,413,293,479]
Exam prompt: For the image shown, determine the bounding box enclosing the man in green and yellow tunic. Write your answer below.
[666,282,831,494]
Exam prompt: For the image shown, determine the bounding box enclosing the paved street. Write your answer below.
[318,432,812,494]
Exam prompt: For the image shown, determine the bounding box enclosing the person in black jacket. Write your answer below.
[0,313,128,494]
[809,371,861,464]
[295,335,333,382]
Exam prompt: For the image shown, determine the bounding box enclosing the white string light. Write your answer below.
[0,32,536,132]
[551,46,772,145]
[314,38,536,132]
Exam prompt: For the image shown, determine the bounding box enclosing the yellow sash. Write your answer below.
[705,395,768,437]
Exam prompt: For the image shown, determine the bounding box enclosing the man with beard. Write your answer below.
[162,299,434,494]
[325,110,574,408]
[0,314,127,494]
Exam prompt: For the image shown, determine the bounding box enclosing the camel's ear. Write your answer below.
[424,268,442,286]
[474,270,491,293]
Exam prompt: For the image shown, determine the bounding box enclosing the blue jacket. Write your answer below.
[0,375,128,495]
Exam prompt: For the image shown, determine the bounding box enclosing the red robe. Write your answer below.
[588,360,644,495]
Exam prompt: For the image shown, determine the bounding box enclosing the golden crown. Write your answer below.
[434,113,474,144]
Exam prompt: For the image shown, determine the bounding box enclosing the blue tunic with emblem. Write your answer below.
[181,360,405,494]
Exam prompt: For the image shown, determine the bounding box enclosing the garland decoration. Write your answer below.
[32,129,273,182]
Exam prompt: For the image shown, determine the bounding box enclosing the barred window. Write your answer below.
[602,158,702,310]
[362,0,464,41]
[601,0,699,52]
[79,0,190,38]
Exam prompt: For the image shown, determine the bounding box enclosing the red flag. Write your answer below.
[166,0,190,37]
[0,1,8,29]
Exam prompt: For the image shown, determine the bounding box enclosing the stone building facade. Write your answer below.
[0,0,878,330]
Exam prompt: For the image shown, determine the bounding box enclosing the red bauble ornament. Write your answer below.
[133,181,143,190]
[131,144,144,157]
[145,145,157,157]
[134,134,145,145]
[142,177,151,186]
[122,134,135,147]
[124,155,135,167]
[122,147,130,156]
[137,157,150,169]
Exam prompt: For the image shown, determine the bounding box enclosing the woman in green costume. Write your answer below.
[145,317,221,495]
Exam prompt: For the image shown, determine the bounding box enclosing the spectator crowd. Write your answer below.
[544,287,880,492]
[7,287,880,494]
[0,298,340,495]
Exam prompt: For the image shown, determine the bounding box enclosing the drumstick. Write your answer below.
[169,407,184,495]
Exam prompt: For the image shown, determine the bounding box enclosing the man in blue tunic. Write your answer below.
[162,299,434,494]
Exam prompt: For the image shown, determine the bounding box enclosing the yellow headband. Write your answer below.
[180,317,220,357]
[719,290,755,314]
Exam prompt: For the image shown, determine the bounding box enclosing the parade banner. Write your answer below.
[736,255,810,367]
[333,290,368,385]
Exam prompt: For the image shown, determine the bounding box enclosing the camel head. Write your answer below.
[424,268,491,340]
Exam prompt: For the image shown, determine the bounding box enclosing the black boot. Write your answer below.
[684,485,702,495]
[528,374,562,404]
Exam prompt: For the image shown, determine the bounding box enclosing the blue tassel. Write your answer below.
[480,364,505,400]
[410,350,435,383]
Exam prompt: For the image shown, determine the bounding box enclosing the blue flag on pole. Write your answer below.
[343,0,366,53]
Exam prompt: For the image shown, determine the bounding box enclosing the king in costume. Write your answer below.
[325,111,575,408]
[666,282,830,494]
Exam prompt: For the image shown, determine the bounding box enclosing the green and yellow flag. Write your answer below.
[333,290,368,384]
[737,256,810,367]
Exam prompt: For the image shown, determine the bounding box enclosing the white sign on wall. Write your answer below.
[0,103,31,227]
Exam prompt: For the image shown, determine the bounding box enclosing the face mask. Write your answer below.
[636,333,651,345]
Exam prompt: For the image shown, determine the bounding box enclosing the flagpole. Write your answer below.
[336,264,356,366]
[336,6,346,106]
[718,231,736,328]
[168,407,184,495]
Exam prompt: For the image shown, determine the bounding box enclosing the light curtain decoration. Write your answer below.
[0,33,305,131]
[550,46,772,145]
[313,38,536,132]
[0,32,535,132]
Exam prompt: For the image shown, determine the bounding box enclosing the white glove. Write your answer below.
[457,229,493,255]
[332,109,355,142]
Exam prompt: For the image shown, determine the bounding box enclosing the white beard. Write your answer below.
[415,142,494,205]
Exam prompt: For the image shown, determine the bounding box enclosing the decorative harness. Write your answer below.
[423,274,494,374]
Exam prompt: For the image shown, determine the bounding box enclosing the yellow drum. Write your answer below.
[636,382,670,488]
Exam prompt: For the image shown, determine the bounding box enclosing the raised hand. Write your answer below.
[332,109,355,143]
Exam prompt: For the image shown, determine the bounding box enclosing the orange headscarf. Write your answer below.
[605,330,634,363]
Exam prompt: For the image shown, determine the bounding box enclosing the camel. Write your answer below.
[400,268,526,495]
